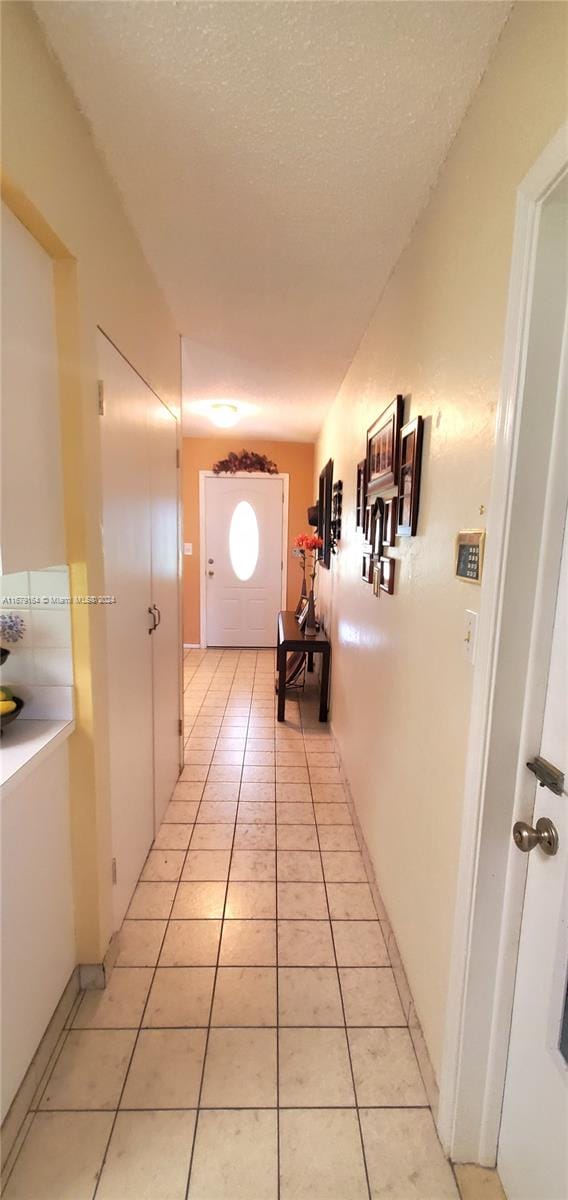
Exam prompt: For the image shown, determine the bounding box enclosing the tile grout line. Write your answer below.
[302,705,374,1200]
[17,1103,433,1113]
[273,701,281,1200]
[183,649,252,1200]
[90,666,227,1200]
[92,651,247,1198]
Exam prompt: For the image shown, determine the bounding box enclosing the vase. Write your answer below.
[305,588,317,637]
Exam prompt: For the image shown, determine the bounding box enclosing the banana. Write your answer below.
[0,699,17,715]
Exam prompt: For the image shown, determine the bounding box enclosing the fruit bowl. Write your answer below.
[0,695,24,734]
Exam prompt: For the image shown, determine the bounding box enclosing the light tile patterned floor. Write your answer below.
[4,648,460,1200]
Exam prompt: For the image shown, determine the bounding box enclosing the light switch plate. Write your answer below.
[464,609,478,663]
[183,543,192,556]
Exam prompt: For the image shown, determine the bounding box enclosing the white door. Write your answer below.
[204,475,284,647]
[498,506,568,1199]
[150,402,182,828]
[98,333,154,928]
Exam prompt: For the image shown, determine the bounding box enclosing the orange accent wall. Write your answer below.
[182,437,315,644]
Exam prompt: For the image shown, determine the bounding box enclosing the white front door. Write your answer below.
[498,507,568,1200]
[204,475,284,647]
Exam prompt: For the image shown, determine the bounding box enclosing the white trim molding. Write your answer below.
[198,470,290,649]
[438,123,568,1165]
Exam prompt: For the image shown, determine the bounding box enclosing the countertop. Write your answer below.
[1,718,75,795]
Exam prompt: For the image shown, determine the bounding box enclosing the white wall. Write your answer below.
[1,203,65,575]
[1,743,75,1120]
[314,2,568,1078]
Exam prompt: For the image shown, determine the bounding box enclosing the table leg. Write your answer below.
[277,645,287,722]
[307,651,314,673]
[319,648,330,722]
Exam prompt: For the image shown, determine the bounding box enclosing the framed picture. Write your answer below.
[296,596,309,625]
[397,416,423,536]
[362,552,374,584]
[356,460,366,530]
[331,480,343,545]
[379,555,395,595]
[372,497,384,561]
[364,502,373,546]
[318,459,334,568]
[366,394,404,496]
[383,498,397,547]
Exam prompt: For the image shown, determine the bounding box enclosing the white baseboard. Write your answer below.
[330,719,440,1118]
[1,934,119,1183]
[183,643,201,649]
[1,968,80,1177]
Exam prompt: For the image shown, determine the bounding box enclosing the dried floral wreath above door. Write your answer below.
[212,450,279,474]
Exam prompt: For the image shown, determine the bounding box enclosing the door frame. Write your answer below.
[198,470,289,649]
[438,124,568,1164]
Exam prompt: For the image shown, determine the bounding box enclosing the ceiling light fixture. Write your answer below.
[209,401,240,429]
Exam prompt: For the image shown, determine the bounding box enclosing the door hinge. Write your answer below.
[176,448,181,469]
[97,380,105,416]
[178,718,183,736]
[111,857,117,884]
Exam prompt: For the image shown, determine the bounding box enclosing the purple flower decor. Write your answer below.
[0,612,26,644]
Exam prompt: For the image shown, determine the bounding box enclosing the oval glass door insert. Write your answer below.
[229,500,259,581]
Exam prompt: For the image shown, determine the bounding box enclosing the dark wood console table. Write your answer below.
[277,610,331,722]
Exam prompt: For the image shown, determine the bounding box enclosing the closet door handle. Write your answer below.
[153,604,161,629]
[148,606,157,635]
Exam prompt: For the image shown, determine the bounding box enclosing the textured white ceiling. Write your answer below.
[36,1,510,441]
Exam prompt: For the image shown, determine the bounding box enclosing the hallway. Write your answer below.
[4,648,458,1200]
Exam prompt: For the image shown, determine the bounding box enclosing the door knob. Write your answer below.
[512,817,559,856]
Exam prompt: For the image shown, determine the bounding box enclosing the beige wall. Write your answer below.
[1,2,181,962]
[182,437,315,644]
[315,1,567,1078]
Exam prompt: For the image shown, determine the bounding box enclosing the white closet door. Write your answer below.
[98,333,154,929]
[150,402,182,828]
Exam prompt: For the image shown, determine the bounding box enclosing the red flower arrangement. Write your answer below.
[292,533,323,635]
[293,532,323,588]
[294,533,324,553]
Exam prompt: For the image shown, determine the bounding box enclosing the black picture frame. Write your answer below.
[362,552,374,584]
[356,460,366,530]
[366,395,404,497]
[297,598,310,628]
[372,497,385,561]
[379,556,395,594]
[318,459,334,568]
[296,596,309,625]
[397,416,423,536]
[383,498,397,547]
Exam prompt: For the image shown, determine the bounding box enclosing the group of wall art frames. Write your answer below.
[356,394,423,595]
